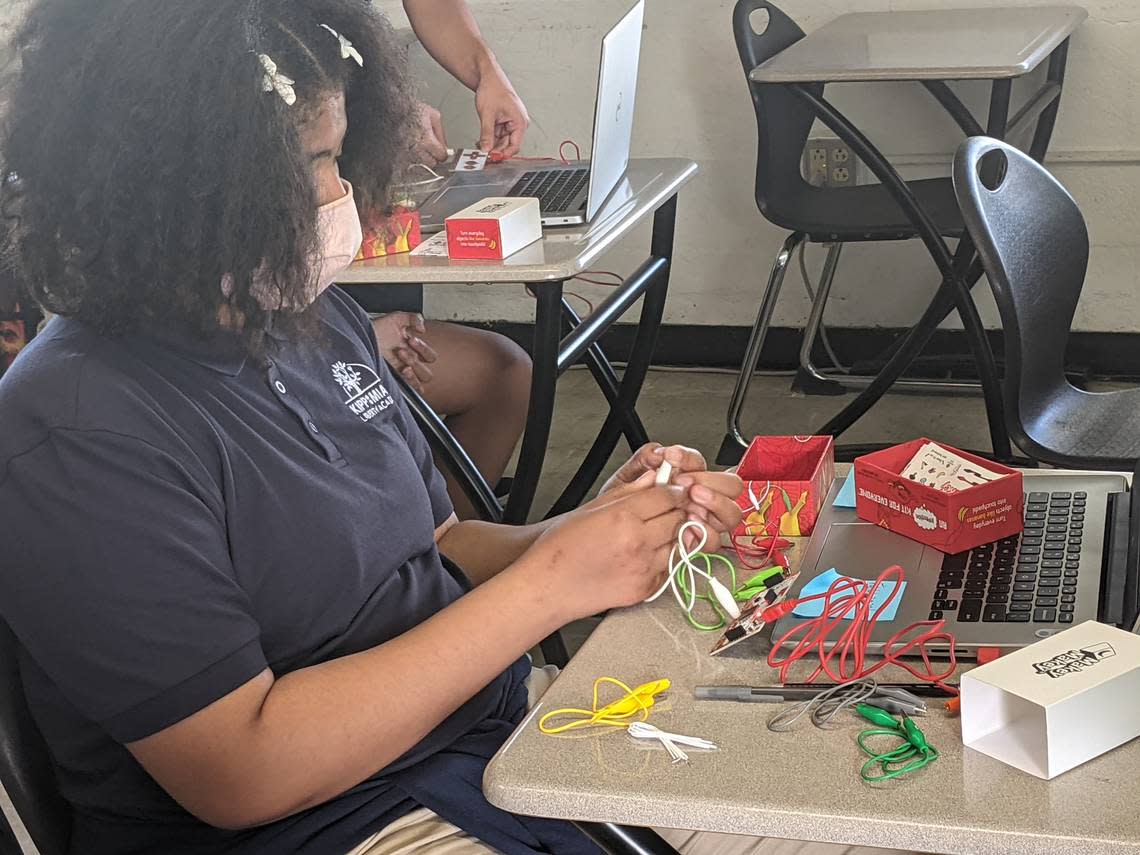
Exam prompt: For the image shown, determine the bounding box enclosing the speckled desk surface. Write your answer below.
[484,470,1140,855]
[338,158,698,286]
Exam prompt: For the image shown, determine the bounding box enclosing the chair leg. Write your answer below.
[797,241,844,385]
[720,232,802,461]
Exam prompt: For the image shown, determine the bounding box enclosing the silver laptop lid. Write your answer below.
[584,0,644,222]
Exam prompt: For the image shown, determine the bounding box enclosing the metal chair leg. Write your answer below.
[797,241,843,384]
[575,822,679,855]
[720,232,802,462]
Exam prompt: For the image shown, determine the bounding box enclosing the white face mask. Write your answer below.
[311,178,363,297]
[229,178,364,311]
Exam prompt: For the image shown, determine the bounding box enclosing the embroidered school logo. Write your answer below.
[1032,642,1116,679]
[330,360,394,423]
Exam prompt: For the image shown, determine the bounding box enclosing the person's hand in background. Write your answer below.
[372,312,439,392]
[475,67,529,156]
[413,101,449,165]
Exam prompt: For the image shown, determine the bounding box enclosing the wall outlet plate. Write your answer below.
[802,138,856,187]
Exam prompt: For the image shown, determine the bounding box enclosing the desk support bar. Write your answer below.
[560,299,649,447]
[921,81,984,137]
[546,196,678,517]
[557,256,668,374]
[1030,38,1070,161]
[576,822,679,855]
[1008,82,1062,140]
[505,282,565,524]
[789,84,1012,461]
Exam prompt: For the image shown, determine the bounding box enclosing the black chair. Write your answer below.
[952,136,1140,469]
[722,0,967,460]
[0,622,71,855]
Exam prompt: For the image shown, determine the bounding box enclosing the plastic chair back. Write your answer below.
[0,622,71,854]
[952,136,1089,442]
[732,0,821,224]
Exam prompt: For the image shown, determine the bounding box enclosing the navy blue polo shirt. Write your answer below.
[0,289,525,854]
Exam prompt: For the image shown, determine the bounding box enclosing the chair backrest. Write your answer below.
[952,136,1089,427]
[731,0,821,224]
[0,622,72,854]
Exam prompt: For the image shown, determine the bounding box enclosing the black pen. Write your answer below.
[777,681,957,698]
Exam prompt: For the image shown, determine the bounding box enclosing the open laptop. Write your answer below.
[772,471,1139,658]
[417,0,644,232]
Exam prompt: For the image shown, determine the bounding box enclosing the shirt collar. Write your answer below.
[139,324,249,376]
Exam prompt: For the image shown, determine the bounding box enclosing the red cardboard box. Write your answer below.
[355,208,422,260]
[854,438,1023,553]
[734,436,835,538]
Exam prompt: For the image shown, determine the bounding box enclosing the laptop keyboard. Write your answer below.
[507,168,590,213]
[932,491,1086,625]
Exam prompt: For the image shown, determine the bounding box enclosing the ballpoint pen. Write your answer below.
[693,685,926,715]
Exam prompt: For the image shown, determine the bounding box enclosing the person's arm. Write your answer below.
[402,0,529,154]
[435,444,746,587]
[129,485,686,830]
[436,517,551,586]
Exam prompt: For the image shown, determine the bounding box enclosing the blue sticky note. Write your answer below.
[791,568,906,620]
[833,469,857,508]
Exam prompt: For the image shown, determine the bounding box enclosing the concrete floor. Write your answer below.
[531,368,995,654]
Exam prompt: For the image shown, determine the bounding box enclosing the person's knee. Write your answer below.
[486,334,532,411]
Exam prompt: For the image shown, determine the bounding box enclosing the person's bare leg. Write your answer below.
[415,320,532,519]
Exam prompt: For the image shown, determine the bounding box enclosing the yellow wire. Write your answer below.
[538,677,671,734]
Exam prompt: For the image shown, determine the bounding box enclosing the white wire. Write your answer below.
[397,163,446,188]
[645,520,709,611]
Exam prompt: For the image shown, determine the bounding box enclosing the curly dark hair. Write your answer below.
[1,0,414,350]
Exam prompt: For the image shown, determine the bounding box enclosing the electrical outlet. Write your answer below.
[802,138,857,187]
[806,145,828,187]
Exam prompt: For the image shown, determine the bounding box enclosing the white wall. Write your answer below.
[380,0,1140,333]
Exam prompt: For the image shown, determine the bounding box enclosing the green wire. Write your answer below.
[856,720,939,783]
[673,552,738,631]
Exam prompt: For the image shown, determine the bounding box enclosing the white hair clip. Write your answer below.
[320,24,364,67]
[258,53,296,106]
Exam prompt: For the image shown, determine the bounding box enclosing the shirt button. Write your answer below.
[308,421,320,434]
[274,380,287,395]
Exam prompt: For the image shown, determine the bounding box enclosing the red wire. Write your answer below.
[762,565,959,693]
[559,139,583,164]
[523,284,593,317]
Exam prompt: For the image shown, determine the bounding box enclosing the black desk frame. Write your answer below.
[726,39,1071,463]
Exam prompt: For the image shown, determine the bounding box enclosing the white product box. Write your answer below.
[961,620,1140,779]
[444,197,542,260]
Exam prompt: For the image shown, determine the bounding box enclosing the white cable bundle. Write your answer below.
[644,463,740,620]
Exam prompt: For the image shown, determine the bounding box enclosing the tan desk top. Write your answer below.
[749,6,1086,84]
[338,158,697,286]
[484,470,1140,855]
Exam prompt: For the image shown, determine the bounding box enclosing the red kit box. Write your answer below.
[734,436,835,539]
[854,438,1023,553]
[355,207,422,260]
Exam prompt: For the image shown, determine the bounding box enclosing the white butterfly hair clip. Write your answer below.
[320,24,364,67]
[258,53,296,106]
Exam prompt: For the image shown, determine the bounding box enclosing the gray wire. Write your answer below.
[798,242,850,375]
[766,679,878,733]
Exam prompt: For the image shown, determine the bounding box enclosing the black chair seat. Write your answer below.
[764,176,965,242]
[1020,386,1140,471]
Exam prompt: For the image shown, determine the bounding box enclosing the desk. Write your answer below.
[728,7,1085,462]
[484,469,1140,855]
[341,158,698,527]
